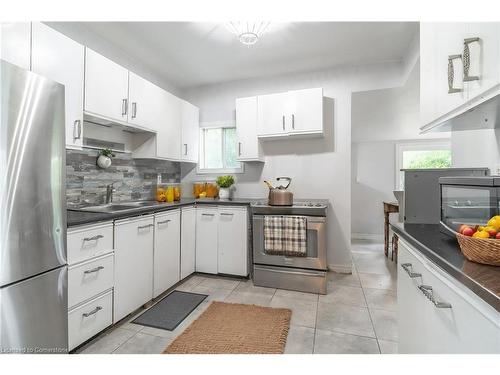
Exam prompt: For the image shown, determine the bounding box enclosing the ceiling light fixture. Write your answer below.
[225,22,271,46]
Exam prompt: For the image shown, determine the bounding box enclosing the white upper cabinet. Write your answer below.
[181,100,199,163]
[420,22,500,132]
[288,88,324,135]
[0,22,31,70]
[84,48,130,124]
[257,92,289,137]
[158,91,182,160]
[236,96,264,161]
[128,72,166,131]
[31,23,85,149]
[257,88,324,139]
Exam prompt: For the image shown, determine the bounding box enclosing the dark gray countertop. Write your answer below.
[390,222,500,311]
[67,198,263,227]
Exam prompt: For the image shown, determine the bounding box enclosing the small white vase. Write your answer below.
[218,187,231,199]
[97,155,112,169]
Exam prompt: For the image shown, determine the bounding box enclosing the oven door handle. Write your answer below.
[259,267,326,277]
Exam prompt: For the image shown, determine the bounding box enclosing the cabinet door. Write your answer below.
[153,210,180,297]
[84,48,129,123]
[217,207,248,276]
[181,100,200,163]
[0,22,31,70]
[31,23,85,149]
[435,23,469,118]
[236,96,263,161]
[114,216,154,322]
[156,91,182,160]
[257,92,288,137]
[180,207,196,279]
[128,72,162,132]
[288,88,323,135]
[195,207,218,274]
[420,23,440,127]
[464,22,500,102]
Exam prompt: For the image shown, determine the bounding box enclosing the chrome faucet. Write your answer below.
[105,182,117,204]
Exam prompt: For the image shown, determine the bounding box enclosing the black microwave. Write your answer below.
[439,176,500,236]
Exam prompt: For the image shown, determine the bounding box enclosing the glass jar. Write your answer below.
[193,182,206,198]
[156,183,181,202]
[205,181,219,198]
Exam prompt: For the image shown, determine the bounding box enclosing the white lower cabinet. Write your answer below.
[153,210,181,297]
[181,207,196,279]
[195,207,219,274]
[217,207,248,276]
[114,215,154,322]
[398,239,500,353]
[68,290,113,351]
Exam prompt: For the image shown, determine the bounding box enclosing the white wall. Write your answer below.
[181,60,415,272]
[451,129,500,174]
[351,61,451,237]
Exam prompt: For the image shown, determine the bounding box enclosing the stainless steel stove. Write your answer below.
[251,199,328,294]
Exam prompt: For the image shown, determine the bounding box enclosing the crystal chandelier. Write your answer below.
[225,22,271,46]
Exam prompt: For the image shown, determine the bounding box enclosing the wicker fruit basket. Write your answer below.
[456,233,500,266]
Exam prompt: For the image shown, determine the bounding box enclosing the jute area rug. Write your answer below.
[163,301,292,354]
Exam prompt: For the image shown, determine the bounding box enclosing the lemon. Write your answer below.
[487,218,500,229]
[473,231,490,239]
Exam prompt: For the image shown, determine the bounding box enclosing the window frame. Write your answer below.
[197,122,244,174]
[395,139,451,189]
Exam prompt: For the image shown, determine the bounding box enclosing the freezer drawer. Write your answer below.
[0,267,68,353]
[68,253,114,309]
[68,290,113,351]
[253,264,327,295]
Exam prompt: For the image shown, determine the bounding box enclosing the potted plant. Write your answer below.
[216,175,235,199]
[96,148,115,169]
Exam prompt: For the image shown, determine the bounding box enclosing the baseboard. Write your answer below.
[328,264,353,274]
[351,232,384,242]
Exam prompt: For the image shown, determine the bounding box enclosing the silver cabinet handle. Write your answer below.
[131,102,137,118]
[84,266,104,274]
[184,143,188,156]
[238,142,242,156]
[157,219,171,225]
[282,115,285,130]
[292,114,295,129]
[83,234,103,242]
[202,213,215,216]
[401,263,422,278]
[418,285,452,309]
[220,213,234,216]
[122,98,128,116]
[73,120,82,140]
[463,37,480,82]
[82,306,103,318]
[138,224,153,230]
[448,54,463,94]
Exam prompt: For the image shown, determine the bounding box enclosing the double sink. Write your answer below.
[74,200,165,214]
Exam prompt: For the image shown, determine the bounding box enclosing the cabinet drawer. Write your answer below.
[67,222,113,265]
[68,253,114,308]
[68,290,113,350]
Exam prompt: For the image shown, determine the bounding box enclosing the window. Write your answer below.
[198,125,243,173]
[396,140,452,189]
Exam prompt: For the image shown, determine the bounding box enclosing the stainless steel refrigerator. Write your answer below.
[0,60,68,353]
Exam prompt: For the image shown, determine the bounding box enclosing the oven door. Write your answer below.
[252,215,327,270]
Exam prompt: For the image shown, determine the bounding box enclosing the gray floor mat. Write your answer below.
[132,291,208,331]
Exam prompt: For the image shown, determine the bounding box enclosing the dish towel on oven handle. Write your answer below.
[264,215,307,257]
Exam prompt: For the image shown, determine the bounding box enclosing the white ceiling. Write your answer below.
[60,22,418,89]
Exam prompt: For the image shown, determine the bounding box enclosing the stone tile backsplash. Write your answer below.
[66,149,180,205]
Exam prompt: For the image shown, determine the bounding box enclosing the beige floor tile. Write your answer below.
[234,279,276,296]
[284,326,315,354]
[359,272,397,290]
[113,332,172,354]
[190,284,233,302]
[139,325,178,339]
[269,296,317,328]
[327,270,361,287]
[316,302,375,338]
[79,328,136,354]
[198,277,240,290]
[225,291,273,306]
[273,288,318,302]
[370,308,398,342]
[364,288,397,311]
[319,284,366,307]
[378,339,398,354]
[313,329,380,354]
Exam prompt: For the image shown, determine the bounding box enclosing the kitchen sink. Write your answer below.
[75,201,161,213]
